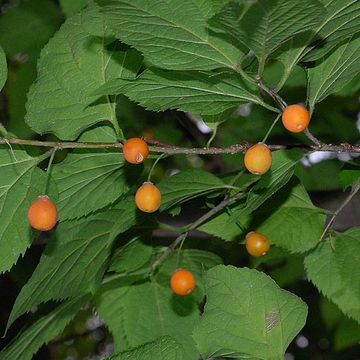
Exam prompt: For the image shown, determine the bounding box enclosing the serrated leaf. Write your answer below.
[307,35,360,111]
[95,68,266,116]
[0,295,88,360]
[230,149,304,223]
[109,236,153,274]
[214,0,325,69]
[303,0,360,61]
[158,169,227,210]
[60,0,88,16]
[96,0,243,71]
[95,281,200,359]
[0,46,7,91]
[52,152,140,220]
[107,336,186,360]
[25,4,142,140]
[256,182,326,253]
[304,228,360,324]
[193,265,308,359]
[0,148,51,273]
[6,198,137,330]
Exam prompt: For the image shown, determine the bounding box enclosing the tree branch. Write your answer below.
[0,136,359,155]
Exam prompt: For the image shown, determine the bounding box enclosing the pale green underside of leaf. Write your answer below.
[95,68,263,116]
[0,46,7,91]
[52,152,139,220]
[96,0,243,71]
[25,4,141,140]
[96,281,200,359]
[216,0,325,66]
[193,265,308,359]
[307,35,360,111]
[0,148,50,274]
[107,336,185,360]
[304,228,360,324]
[0,296,88,360]
[158,169,227,210]
[7,197,137,330]
[229,149,304,223]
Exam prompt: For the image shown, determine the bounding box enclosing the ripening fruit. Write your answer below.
[244,143,272,175]
[282,104,310,133]
[123,137,149,164]
[28,195,58,231]
[135,182,162,213]
[245,231,270,257]
[170,269,196,296]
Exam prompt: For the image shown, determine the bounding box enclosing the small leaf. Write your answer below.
[95,281,200,359]
[307,35,360,111]
[96,0,243,71]
[0,46,7,91]
[25,4,142,140]
[0,296,88,360]
[107,336,186,360]
[158,169,227,210]
[6,198,137,330]
[304,228,360,324]
[95,68,264,116]
[193,265,308,359]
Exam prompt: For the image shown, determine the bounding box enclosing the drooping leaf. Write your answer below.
[193,265,308,359]
[52,151,140,220]
[0,46,7,91]
[158,169,227,210]
[95,0,243,71]
[95,281,200,359]
[6,197,137,330]
[304,228,360,324]
[107,336,186,360]
[25,4,142,140]
[95,68,266,116]
[230,149,304,223]
[212,0,325,70]
[307,35,360,111]
[0,148,52,273]
[0,296,88,360]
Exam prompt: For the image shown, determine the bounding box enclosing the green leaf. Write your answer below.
[303,0,360,61]
[255,182,326,253]
[60,0,89,16]
[95,68,265,117]
[339,167,360,189]
[307,35,360,111]
[95,0,243,71]
[0,148,51,273]
[158,169,227,210]
[52,151,140,220]
[0,296,88,360]
[95,281,200,359]
[0,46,7,91]
[7,198,137,330]
[215,0,325,69]
[0,0,62,56]
[193,265,308,359]
[109,236,153,274]
[304,228,360,324]
[229,149,304,223]
[107,337,186,360]
[25,4,142,140]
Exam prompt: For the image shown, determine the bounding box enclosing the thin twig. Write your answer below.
[256,76,287,110]
[304,128,323,147]
[320,179,360,242]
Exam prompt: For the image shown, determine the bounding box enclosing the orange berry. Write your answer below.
[123,137,149,164]
[244,143,272,175]
[170,269,196,296]
[135,182,161,213]
[245,231,270,257]
[282,104,310,133]
[28,195,58,231]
